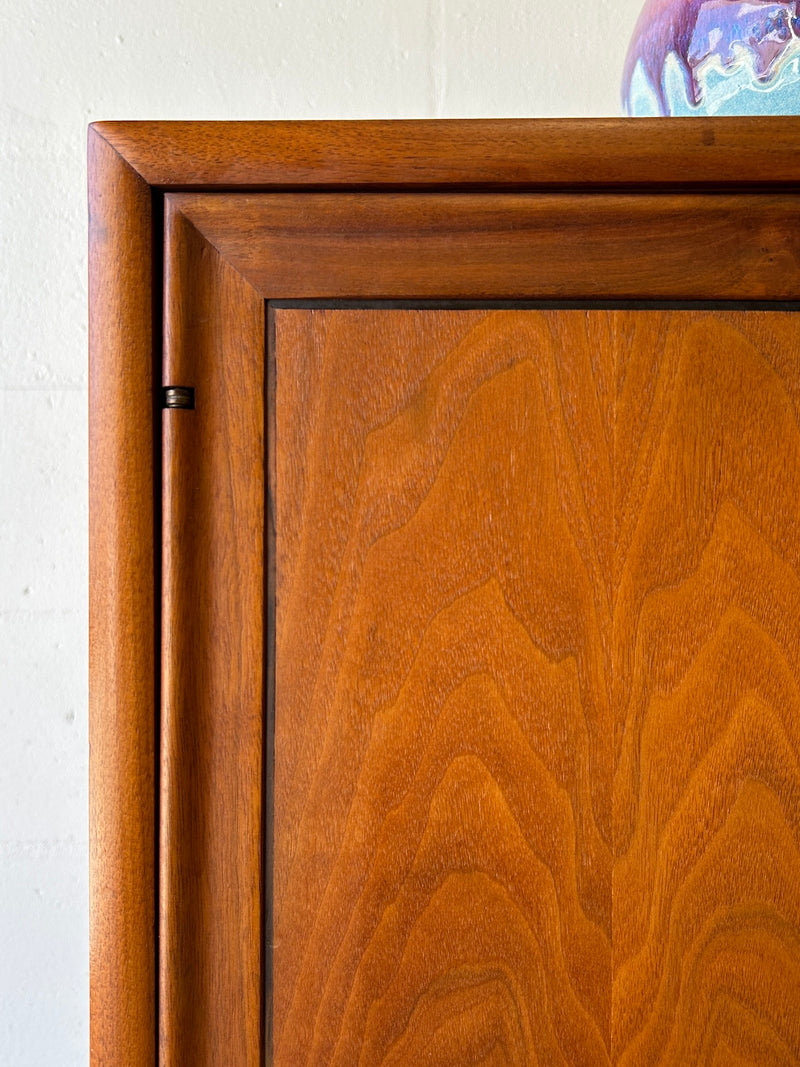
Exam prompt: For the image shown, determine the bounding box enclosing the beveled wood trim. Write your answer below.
[160,202,265,1066]
[169,191,800,301]
[88,125,158,1067]
[91,118,800,191]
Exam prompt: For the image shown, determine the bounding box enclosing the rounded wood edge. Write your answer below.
[160,206,266,1066]
[88,124,158,1067]
[91,118,800,190]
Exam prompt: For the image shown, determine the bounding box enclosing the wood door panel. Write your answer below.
[613,312,800,1066]
[272,309,614,1066]
[271,307,800,1066]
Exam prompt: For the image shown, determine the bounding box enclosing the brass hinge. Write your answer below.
[163,386,195,410]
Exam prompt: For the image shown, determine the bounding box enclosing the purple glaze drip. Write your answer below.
[690,1,799,76]
[623,0,800,114]
[622,0,708,114]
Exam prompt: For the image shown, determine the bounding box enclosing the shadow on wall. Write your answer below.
[622,0,800,114]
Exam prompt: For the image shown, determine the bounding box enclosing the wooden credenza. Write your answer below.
[89,120,800,1066]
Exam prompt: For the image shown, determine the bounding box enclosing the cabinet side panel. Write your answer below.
[161,206,265,1066]
[613,311,800,1064]
[88,127,157,1067]
[272,308,614,1066]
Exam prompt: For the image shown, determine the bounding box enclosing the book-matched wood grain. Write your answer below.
[170,192,800,301]
[272,308,800,1066]
[160,204,265,1065]
[273,309,614,1065]
[88,125,157,1067]
[613,312,800,1065]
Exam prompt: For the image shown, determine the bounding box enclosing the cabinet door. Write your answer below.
[89,121,800,1067]
[161,298,800,1066]
[269,308,800,1066]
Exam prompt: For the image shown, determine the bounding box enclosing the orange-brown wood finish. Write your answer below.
[170,192,800,301]
[88,125,157,1067]
[89,120,800,1067]
[612,311,800,1065]
[92,118,800,189]
[161,204,265,1065]
[272,309,800,1065]
[272,309,614,1065]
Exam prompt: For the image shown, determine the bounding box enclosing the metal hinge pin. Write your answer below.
[163,386,195,410]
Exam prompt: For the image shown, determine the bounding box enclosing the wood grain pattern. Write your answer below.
[88,123,157,1067]
[169,192,800,302]
[613,311,800,1065]
[160,203,265,1065]
[273,309,614,1066]
[92,118,800,189]
[89,120,800,1067]
[272,307,800,1066]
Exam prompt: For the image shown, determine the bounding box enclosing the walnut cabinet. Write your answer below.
[89,120,800,1066]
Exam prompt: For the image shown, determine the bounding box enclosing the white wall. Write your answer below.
[0,1,640,1062]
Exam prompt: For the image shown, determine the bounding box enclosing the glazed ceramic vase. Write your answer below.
[623,0,800,114]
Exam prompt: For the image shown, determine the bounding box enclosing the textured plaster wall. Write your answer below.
[0,1,639,1062]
